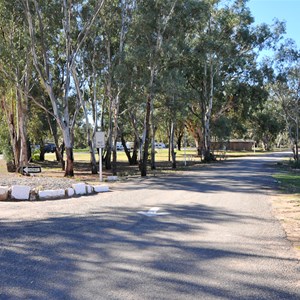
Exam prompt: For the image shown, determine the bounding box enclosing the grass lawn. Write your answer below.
[39,148,271,179]
[273,172,300,194]
[44,148,200,163]
[37,148,205,179]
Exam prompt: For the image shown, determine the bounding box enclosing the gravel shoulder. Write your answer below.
[0,174,78,190]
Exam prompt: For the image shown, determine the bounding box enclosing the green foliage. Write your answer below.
[251,101,285,150]
[0,118,13,162]
[0,0,293,174]
[73,124,88,149]
[212,116,232,142]
[269,39,300,159]
[31,149,41,162]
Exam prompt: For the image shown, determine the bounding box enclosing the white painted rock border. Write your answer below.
[93,185,110,193]
[11,185,31,200]
[39,189,65,200]
[0,186,9,201]
[72,183,87,195]
[0,183,109,201]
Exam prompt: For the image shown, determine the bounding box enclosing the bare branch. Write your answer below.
[71,0,106,69]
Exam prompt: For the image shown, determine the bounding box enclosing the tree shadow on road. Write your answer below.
[114,159,280,195]
[0,201,298,299]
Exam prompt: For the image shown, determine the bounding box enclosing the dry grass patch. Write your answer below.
[272,167,300,258]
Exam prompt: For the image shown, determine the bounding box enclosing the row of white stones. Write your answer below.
[0,182,109,201]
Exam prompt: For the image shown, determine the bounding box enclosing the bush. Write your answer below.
[31,151,40,161]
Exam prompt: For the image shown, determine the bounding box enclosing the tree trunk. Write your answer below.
[132,137,139,165]
[17,92,28,172]
[126,112,140,165]
[39,147,45,161]
[186,119,202,156]
[168,121,171,162]
[72,65,97,174]
[24,0,105,177]
[45,111,65,169]
[170,121,176,169]
[177,134,182,151]
[202,55,214,162]
[140,94,152,177]
[15,51,31,173]
[295,115,299,161]
[112,139,117,176]
[203,117,211,161]
[150,123,156,170]
[89,140,98,174]
[105,146,112,170]
[121,136,131,164]
[61,125,74,177]
[65,147,74,177]
[112,93,121,176]
[2,98,20,168]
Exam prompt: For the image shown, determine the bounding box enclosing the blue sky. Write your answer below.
[247,0,300,48]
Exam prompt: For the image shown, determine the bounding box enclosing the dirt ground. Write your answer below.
[271,193,300,257]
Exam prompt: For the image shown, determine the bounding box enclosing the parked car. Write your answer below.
[155,142,166,149]
[43,143,56,153]
[116,142,124,151]
[126,142,134,150]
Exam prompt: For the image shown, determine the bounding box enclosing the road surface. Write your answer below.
[0,153,299,299]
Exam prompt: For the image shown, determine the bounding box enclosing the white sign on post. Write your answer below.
[95,131,105,148]
[95,131,105,182]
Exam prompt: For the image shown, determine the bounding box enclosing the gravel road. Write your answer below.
[0,152,299,299]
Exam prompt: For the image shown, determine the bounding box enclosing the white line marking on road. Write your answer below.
[138,207,170,217]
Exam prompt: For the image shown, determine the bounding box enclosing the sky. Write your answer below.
[246,0,300,49]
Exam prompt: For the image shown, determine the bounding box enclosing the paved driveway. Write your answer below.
[0,153,299,299]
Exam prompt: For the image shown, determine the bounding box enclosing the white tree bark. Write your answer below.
[23,0,106,176]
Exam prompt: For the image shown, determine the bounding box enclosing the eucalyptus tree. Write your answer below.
[271,40,300,161]
[127,0,184,176]
[71,57,99,173]
[158,67,188,168]
[251,109,284,151]
[98,0,134,174]
[76,18,107,174]
[184,0,284,161]
[0,1,32,171]
[22,0,106,176]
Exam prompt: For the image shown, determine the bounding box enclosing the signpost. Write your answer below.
[95,131,105,182]
[22,166,41,174]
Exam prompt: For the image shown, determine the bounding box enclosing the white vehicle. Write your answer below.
[126,142,134,150]
[116,142,124,151]
[155,142,166,149]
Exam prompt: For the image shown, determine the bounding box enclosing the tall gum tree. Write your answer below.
[0,1,32,171]
[271,40,300,161]
[128,0,178,176]
[23,0,105,176]
[99,0,133,174]
[185,0,284,161]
